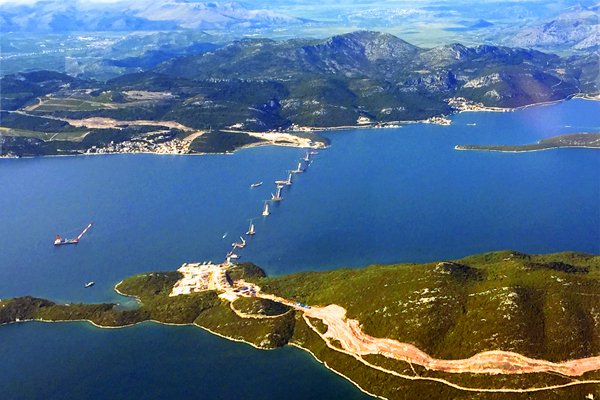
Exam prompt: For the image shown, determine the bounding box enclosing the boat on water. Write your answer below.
[84,282,94,288]
[262,202,270,216]
[246,223,255,235]
[54,223,93,246]
[227,252,240,259]
[309,151,319,155]
[250,182,263,188]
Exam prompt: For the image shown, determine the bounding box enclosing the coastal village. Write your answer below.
[84,137,191,155]
[80,127,322,155]
[2,94,460,158]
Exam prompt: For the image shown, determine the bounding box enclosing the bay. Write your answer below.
[0,98,599,399]
[0,322,369,400]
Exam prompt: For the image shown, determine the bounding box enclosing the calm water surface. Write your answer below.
[0,322,368,400]
[1,99,599,399]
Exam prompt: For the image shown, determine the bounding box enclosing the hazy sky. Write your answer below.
[0,0,589,16]
[0,0,556,4]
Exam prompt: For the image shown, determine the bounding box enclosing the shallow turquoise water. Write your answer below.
[0,98,599,399]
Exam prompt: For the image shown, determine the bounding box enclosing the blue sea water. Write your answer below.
[0,98,599,399]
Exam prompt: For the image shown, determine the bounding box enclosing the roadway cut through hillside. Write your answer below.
[302,304,600,377]
[226,281,600,392]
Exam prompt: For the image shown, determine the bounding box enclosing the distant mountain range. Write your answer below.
[2,0,598,55]
[500,5,600,50]
[3,31,597,125]
[0,0,307,33]
[152,30,595,109]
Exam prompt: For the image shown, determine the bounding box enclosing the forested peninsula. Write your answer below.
[2,251,600,399]
[456,132,600,152]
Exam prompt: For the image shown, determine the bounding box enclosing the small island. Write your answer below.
[2,251,600,399]
[456,132,600,152]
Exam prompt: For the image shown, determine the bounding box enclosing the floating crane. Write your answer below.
[246,221,256,235]
[262,202,270,216]
[54,223,93,246]
[303,152,310,162]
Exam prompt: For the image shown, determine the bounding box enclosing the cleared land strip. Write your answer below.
[250,290,600,391]
[302,312,600,394]
[11,111,195,132]
[58,117,194,131]
[300,303,600,377]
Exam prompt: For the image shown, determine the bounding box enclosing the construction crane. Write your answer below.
[54,223,93,245]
